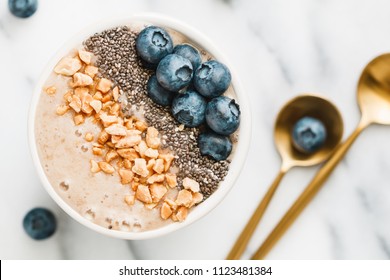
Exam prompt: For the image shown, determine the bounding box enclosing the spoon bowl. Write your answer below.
[358,53,390,125]
[275,94,344,169]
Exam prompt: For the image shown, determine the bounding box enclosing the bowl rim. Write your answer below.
[28,13,252,240]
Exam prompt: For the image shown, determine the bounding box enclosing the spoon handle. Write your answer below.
[251,122,367,260]
[226,168,287,260]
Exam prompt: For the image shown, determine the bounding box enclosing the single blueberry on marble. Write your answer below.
[136,26,173,66]
[8,0,38,18]
[156,54,193,92]
[194,60,231,98]
[171,90,207,127]
[292,116,327,153]
[205,96,240,136]
[198,131,232,161]
[173,44,202,71]
[147,74,176,106]
[23,207,56,240]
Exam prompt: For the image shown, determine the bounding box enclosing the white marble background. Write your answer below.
[1,0,390,259]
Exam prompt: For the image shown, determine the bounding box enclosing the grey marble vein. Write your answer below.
[327,221,344,259]
[376,234,390,259]
[246,21,293,86]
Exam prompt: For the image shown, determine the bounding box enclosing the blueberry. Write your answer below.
[171,90,207,127]
[147,74,176,106]
[23,207,56,240]
[173,44,202,70]
[292,116,327,153]
[8,0,38,18]
[205,96,240,135]
[198,131,232,161]
[136,26,173,66]
[156,54,193,92]
[194,60,231,98]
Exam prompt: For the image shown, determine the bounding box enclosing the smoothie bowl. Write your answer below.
[29,14,251,239]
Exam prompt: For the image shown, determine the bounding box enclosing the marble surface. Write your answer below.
[1,0,390,260]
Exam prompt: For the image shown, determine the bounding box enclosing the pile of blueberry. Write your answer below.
[136,26,240,161]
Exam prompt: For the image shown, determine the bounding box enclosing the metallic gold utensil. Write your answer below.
[251,54,390,260]
[226,94,343,260]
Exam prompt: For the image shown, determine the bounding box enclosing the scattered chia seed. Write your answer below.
[84,26,230,198]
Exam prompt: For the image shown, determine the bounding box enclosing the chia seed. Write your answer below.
[84,26,230,198]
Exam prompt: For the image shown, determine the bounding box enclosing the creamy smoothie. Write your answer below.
[34,22,239,233]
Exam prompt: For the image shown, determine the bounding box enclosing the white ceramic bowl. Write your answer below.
[28,13,251,240]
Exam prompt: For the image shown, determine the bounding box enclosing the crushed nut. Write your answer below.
[93,91,103,100]
[63,91,73,103]
[78,50,93,64]
[147,174,165,184]
[96,78,113,93]
[131,181,139,191]
[145,203,158,209]
[176,206,188,222]
[98,130,110,145]
[164,199,177,211]
[144,148,159,159]
[69,95,82,113]
[81,92,94,114]
[101,93,112,103]
[117,148,139,160]
[74,87,89,98]
[123,159,132,169]
[99,113,118,127]
[105,123,127,136]
[165,173,178,188]
[135,184,152,204]
[110,135,123,144]
[119,169,134,184]
[105,149,119,163]
[85,65,98,78]
[190,192,204,207]
[153,158,164,174]
[90,159,100,173]
[132,158,149,177]
[161,202,173,220]
[137,141,148,158]
[110,103,120,115]
[159,153,175,172]
[56,104,70,116]
[72,72,93,87]
[150,183,168,203]
[135,121,147,132]
[98,161,115,174]
[175,190,193,207]
[54,57,82,76]
[92,147,103,156]
[146,127,161,148]
[112,86,119,101]
[115,134,142,148]
[90,99,102,113]
[73,114,84,125]
[183,177,200,193]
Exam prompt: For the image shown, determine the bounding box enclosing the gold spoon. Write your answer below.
[251,53,390,260]
[226,94,343,260]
